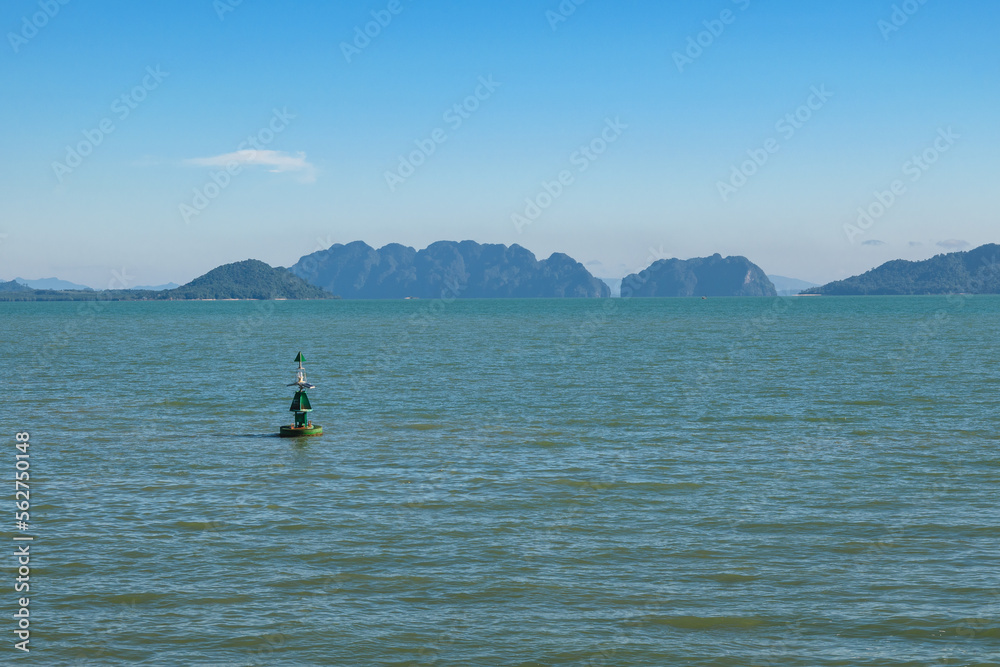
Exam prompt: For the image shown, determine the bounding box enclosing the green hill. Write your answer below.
[804,244,1000,295]
[0,280,36,300]
[0,280,33,292]
[170,260,335,300]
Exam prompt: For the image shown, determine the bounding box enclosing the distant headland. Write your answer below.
[804,244,1000,295]
[0,260,332,302]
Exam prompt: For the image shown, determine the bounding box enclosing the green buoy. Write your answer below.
[279,352,324,438]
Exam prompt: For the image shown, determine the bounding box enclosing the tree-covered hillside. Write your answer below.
[170,259,334,300]
[805,245,1000,295]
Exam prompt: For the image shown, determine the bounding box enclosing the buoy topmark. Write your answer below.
[279,352,323,438]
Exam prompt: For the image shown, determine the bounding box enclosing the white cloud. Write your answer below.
[186,150,316,183]
[937,239,970,250]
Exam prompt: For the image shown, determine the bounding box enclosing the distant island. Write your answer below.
[805,244,1000,295]
[169,260,332,300]
[0,260,332,302]
[622,254,776,297]
[291,241,611,299]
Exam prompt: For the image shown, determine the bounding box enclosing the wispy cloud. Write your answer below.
[186,150,316,183]
[937,239,970,250]
[862,240,886,247]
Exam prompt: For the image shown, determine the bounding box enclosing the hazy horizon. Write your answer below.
[3,239,988,291]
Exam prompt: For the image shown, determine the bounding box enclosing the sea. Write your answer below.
[2,296,999,665]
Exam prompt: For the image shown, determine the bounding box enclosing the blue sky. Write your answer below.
[1,0,998,288]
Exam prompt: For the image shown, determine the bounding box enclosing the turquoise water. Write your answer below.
[3,297,1000,665]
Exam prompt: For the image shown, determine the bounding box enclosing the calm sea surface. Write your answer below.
[2,297,999,665]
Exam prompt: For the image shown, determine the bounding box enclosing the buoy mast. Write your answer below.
[279,352,323,438]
